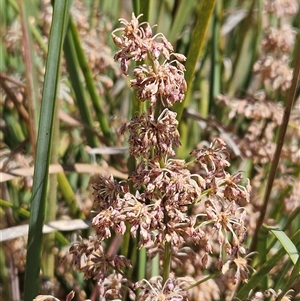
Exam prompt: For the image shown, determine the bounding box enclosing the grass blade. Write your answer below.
[63,25,99,148]
[68,18,113,144]
[23,1,70,300]
[174,0,217,122]
[269,227,299,265]
[168,0,197,44]
[236,230,300,300]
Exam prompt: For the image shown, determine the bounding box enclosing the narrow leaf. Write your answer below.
[23,1,70,300]
[269,227,299,265]
[174,0,217,121]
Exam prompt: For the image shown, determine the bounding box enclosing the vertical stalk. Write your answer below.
[18,0,39,155]
[163,242,171,283]
[250,34,300,253]
[23,1,70,300]
[42,105,59,278]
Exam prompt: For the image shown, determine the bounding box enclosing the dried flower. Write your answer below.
[190,138,230,175]
[93,175,128,210]
[135,276,188,301]
[222,252,254,284]
[264,0,299,17]
[112,13,175,74]
[122,109,181,159]
[261,25,296,53]
[131,60,187,107]
[253,55,293,92]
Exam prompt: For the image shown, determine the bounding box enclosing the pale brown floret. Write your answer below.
[112,13,175,74]
[131,60,187,107]
[69,236,131,283]
[135,275,188,301]
[93,175,129,210]
[264,0,299,17]
[222,252,253,284]
[253,55,293,92]
[261,25,296,53]
[122,109,181,159]
[190,138,230,175]
[217,172,251,204]
[217,93,284,125]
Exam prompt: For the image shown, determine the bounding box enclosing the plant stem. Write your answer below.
[163,241,171,284]
[250,36,300,253]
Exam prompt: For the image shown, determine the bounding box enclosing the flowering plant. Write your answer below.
[69,13,252,300]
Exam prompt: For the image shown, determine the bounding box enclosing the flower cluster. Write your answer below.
[69,12,252,300]
[134,275,189,301]
[112,13,187,108]
[216,93,284,163]
[264,0,299,17]
[120,109,181,159]
[112,13,174,73]
[254,1,297,93]
[131,59,187,107]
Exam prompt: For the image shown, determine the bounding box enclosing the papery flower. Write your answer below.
[93,206,126,241]
[222,252,253,284]
[194,197,248,260]
[135,276,188,301]
[69,237,131,282]
[190,138,230,175]
[81,250,131,282]
[253,55,293,92]
[112,13,175,74]
[261,25,296,53]
[99,272,135,301]
[93,175,128,210]
[217,172,251,204]
[264,0,299,17]
[248,288,294,301]
[130,158,201,206]
[120,192,157,248]
[216,93,284,125]
[121,109,181,159]
[69,236,95,270]
[131,59,187,107]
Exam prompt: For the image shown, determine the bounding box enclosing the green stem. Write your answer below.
[163,241,171,284]
[249,37,300,253]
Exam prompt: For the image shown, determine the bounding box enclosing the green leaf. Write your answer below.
[23,1,70,300]
[236,229,300,300]
[168,0,197,44]
[174,0,217,122]
[269,227,299,265]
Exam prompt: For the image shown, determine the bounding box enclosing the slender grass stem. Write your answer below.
[249,35,300,253]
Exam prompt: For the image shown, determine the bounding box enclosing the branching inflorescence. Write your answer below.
[69,13,251,300]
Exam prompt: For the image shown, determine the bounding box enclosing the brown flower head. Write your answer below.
[122,109,181,159]
[217,172,251,204]
[69,236,131,282]
[194,197,248,261]
[92,205,126,241]
[217,93,284,125]
[253,55,293,92]
[93,175,128,210]
[222,252,253,284]
[131,58,187,107]
[261,25,296,53]
[130,159,201,207]
[264,0,299,17]
[99,272,134,301]
[112,13,175,74]
[135,276,188,301]
[128,159,202,247]
[190,138,230,176]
